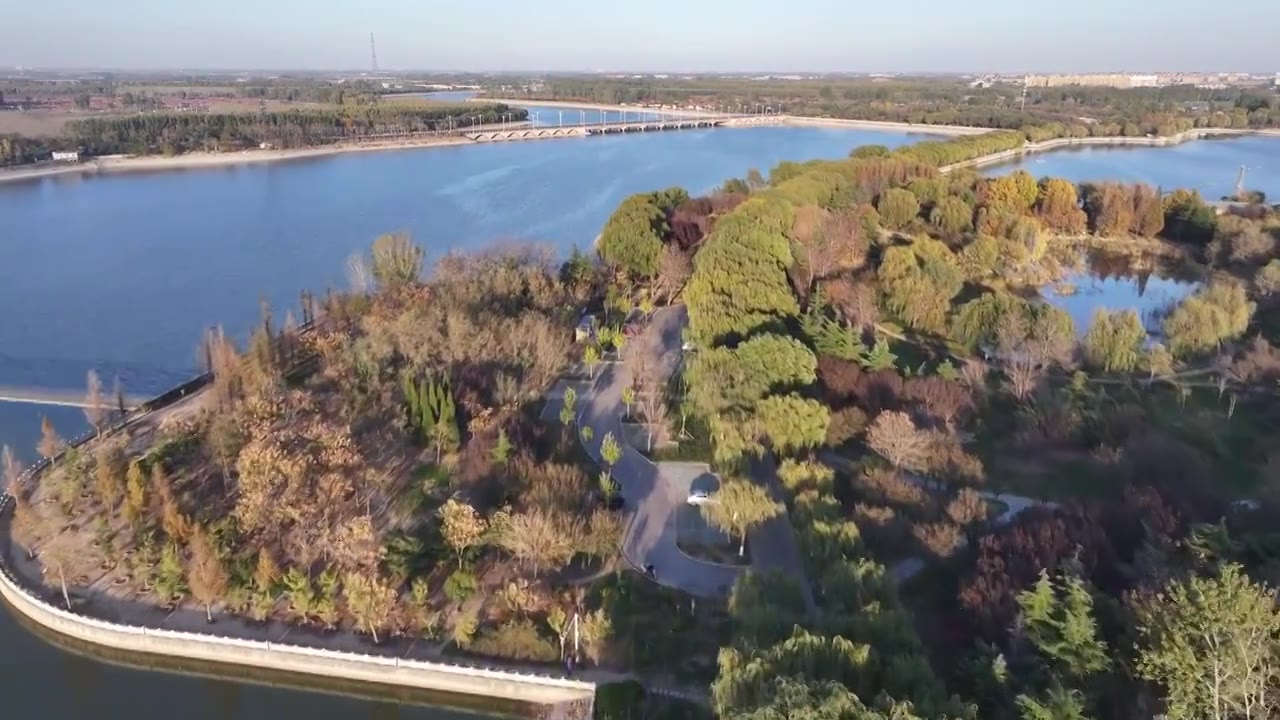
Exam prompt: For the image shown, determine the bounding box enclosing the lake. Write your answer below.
[1,103,1278,717]
[1041,251,1202,336]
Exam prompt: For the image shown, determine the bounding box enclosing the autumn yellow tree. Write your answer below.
[439,499,488,568]
[37,416,62,467]
[151,464,189,542]
[187,525,229,622]
[698,477,785,557]
[344,571,398,643]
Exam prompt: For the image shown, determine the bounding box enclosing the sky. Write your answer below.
[4,0,1279,73]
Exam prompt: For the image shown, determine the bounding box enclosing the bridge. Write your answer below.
[0,385,147,410]
[464,115,749,143]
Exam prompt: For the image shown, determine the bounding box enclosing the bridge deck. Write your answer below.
[0,385,147,409]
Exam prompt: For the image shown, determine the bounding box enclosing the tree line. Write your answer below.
[62,103,524,156]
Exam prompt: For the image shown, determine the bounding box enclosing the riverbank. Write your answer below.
[0,135,477,185]
[943,127,1280,172]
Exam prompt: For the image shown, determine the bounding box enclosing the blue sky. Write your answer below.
[4,0,1278,72]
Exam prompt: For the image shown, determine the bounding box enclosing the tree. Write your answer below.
[930,196,974,238]
[877,188,921,231]
[700,477,784,556]
[686,333,818,417]
[878,239,963,333]
[1164,282,1255,357]
[1135,564,1280,720]
[152,463,189,542]
[1035,178,1087,234]
[187,525,229,622]
[1016,571,1109,679]
[597,194,666,278]
[583,344,600,379]
[93,440,125,510]
[490,429,513,466]
[499,508,580,576]
[866,411,932,474]
[1145,343,1175,379]
[1016,683,1089,720]
[124,461,148,528]
[1249,257,1280,294]
[83,369,107,433]
[369,232,423,289]
[600,431,623,468]
[654,245,693,303]
[1082,309,1145,373]
[559,386,577,427]
[621,386,636,419]
[205,412,244,487]
[37,416,61,467]
[439,498,488,569]
[343,571,397,643]
[755,394,830,455]
[40,532,78,609]
[1163,188,1218,246]
[254,547,281,594]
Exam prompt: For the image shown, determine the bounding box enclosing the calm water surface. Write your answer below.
[1042,253,1201,336]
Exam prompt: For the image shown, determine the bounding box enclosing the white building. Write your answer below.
[51,151,80,162]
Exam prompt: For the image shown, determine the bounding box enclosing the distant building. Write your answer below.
[51,151,80,163]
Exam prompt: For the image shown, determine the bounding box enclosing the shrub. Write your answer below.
[444,569,478,603]
[470,619,559,662]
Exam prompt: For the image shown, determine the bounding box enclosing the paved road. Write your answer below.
[578,306,741,598]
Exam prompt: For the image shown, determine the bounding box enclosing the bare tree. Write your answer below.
[866,411,932,474]
[498,508,581,577]
[346,252,372,295]
[83,370,107,434]
[41,532,77,609]
[37,416,62,468]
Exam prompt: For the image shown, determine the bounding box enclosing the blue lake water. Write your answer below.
[1043,257,1200,336]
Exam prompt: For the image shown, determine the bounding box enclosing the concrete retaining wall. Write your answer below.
[940,128,1271,173]
[0,506,593,705]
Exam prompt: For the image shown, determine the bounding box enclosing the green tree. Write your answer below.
[1016,683,1090,720]
[600,431,623,468]
[583,344,600,379]
[877,188,921,231]
[1135,564,1280,720]
[597,194,666,278]
[930,196,974,238]
[862,339,897,371]
[439,499,488,569]
[621,386,636,419]
[1163,188,1218,245]
[124,461,148,528]
[700,477,784,556]
[344,571,397,643]
[1163,282,1255,357]
[1016,571,1109,679]
[879,239,963,333]
[559,385,577,427]
[685,333,817,417]
[756,394,830,455]
[1082,308,1145,373]
[490,429,512,466]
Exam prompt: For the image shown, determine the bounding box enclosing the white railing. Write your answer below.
[0,506,592,693]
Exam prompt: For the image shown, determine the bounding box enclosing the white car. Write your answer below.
[686,489,711,505]
[681,341,696,352]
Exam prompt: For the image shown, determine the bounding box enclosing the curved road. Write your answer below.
[577,307,742,597]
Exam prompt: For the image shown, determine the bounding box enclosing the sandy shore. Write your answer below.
[0,135,476,185]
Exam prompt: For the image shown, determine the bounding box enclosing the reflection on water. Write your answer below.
[1042,250,1202,335]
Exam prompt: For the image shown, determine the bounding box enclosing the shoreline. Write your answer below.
[0,135,477,185]
[943,127,1280,173]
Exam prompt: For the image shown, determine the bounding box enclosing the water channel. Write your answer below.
[0,97,1277,715]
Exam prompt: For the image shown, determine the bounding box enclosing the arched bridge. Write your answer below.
[465,117,738,143]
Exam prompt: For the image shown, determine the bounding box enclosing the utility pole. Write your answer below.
[369,33,378,74]
[1235,164,1247,200]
